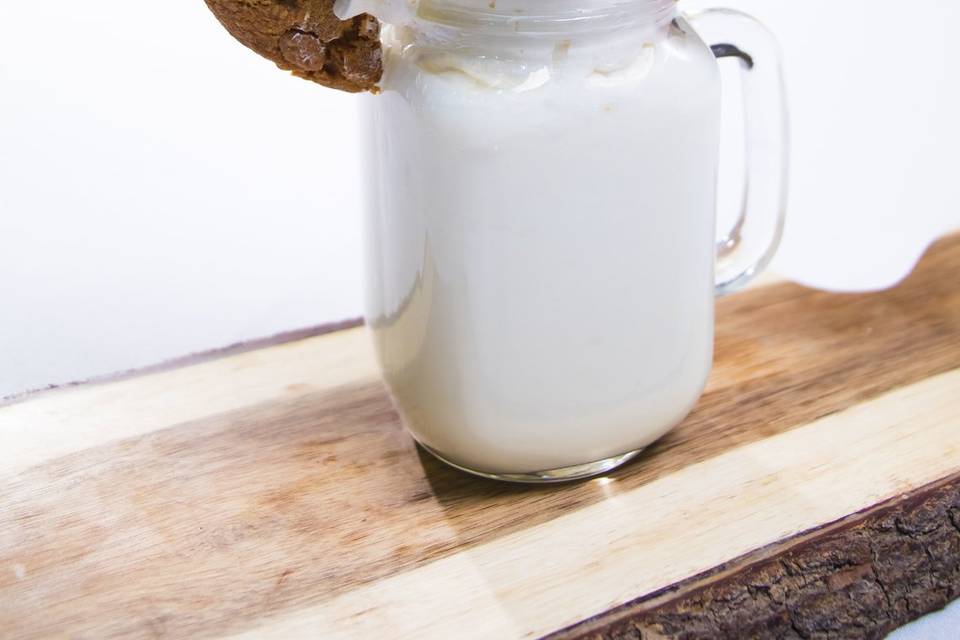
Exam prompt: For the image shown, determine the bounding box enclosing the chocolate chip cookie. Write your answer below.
[205,0,383,92]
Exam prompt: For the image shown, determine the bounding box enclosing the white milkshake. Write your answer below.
[361,4,723,476]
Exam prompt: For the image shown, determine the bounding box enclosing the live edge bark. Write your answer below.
[552,475,960,640]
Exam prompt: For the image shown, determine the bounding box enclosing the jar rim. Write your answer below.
[335,0,678,33]
[417,0,677,32]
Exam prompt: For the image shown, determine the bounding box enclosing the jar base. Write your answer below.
[418,443,643,484]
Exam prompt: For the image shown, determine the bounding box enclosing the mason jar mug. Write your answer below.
[356,0,788,481]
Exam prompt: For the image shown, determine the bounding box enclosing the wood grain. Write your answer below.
[552,473,960,640]
[1,234,959,639]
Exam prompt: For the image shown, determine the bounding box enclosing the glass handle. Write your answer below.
[688,9,790,296]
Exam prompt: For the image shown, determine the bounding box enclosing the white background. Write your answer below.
[1,1,959,634]
[2,0,959,395]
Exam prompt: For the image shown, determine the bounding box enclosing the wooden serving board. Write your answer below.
[3,235,960,640]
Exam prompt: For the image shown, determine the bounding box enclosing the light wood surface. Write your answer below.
[2,234,959,639]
